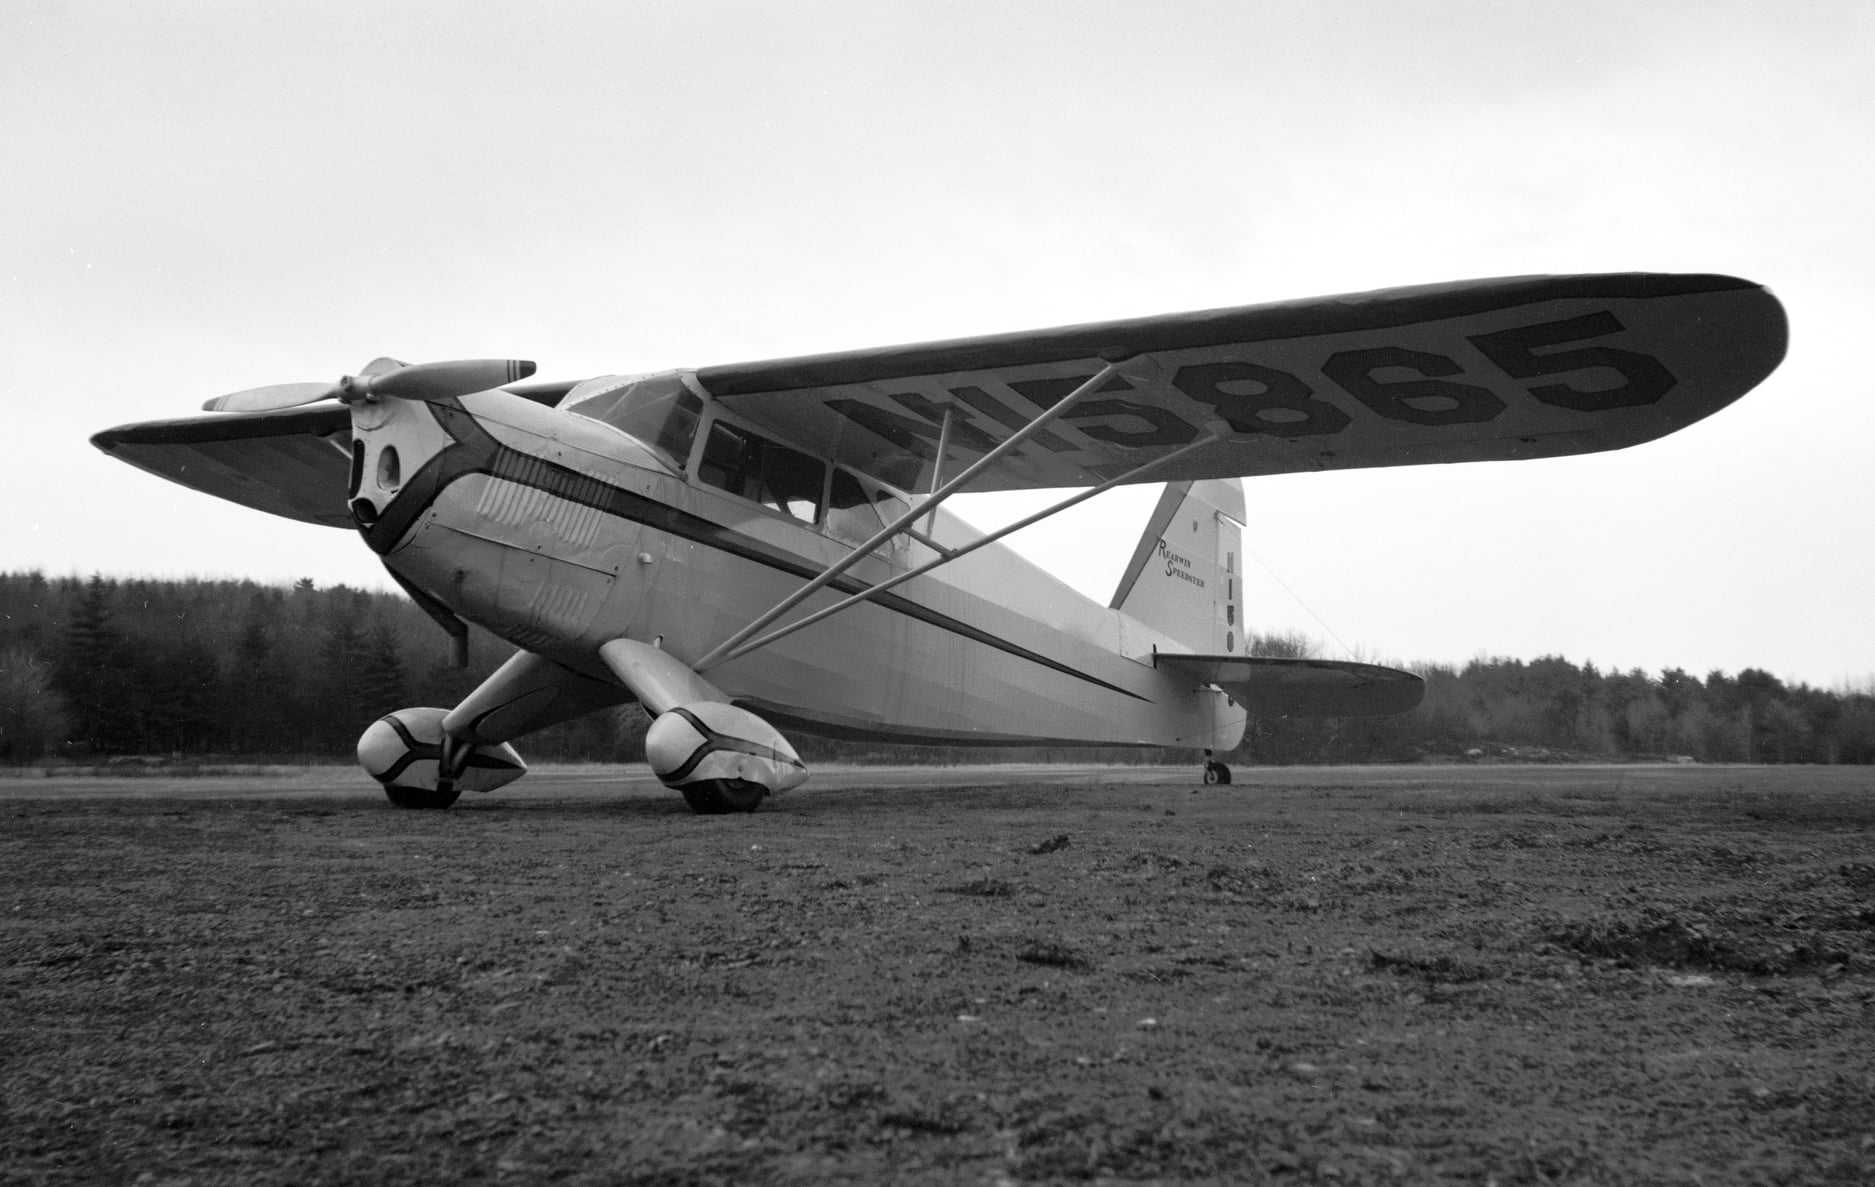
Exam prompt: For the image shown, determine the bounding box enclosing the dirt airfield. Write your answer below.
[2,762,1872,1185]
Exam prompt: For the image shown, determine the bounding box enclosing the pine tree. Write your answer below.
[0,646,70,760]
[355,619,409,718]
[220,592,306,754]
[136,638,222,754]
[56,575,133,753]
[312,616,373,750]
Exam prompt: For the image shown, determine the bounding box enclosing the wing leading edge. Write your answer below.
[90,381,579,528]
[91,275,1784,525]
[694,273,1786,494]
[91,405,355,528]
[1157,654,1426,718]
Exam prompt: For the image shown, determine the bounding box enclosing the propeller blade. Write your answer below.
[199,358,535,412]
[201,381,342,414]
[372,359,536,402]
[358,356,409,378]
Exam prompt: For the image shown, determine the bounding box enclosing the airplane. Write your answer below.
[92,273,1787,812]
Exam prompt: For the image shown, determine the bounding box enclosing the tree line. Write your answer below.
[1,572,1870,766]
[1241,632,1875,766]
[0,572,626,765]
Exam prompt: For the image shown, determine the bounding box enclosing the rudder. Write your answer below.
[1109,479,1246,655]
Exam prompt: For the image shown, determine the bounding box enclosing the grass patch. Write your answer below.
[1016,942,1092,971]
[1368,950,1498,983]
[938,878,1017,897]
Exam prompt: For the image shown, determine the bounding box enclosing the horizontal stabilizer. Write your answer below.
[1157,653,1425,718]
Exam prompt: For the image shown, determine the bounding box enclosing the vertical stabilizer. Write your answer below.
[1110,479,1246,655]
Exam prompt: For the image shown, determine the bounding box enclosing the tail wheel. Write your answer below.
[680,779,767,815]
[1203,760,1232,785]
[383,784,462,810]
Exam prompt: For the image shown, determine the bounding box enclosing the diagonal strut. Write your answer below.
[692,356,1138,672]
[699,428,1223,669]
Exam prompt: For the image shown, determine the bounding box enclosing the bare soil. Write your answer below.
[2,764,1872,1185]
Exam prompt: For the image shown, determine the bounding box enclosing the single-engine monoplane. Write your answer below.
[93,274,1786,811]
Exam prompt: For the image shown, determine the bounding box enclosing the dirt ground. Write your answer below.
[2,763,1871,1185]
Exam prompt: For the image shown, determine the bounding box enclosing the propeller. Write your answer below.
[202,357,536,413]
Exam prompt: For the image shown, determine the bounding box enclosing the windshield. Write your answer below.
[563,372,703,468]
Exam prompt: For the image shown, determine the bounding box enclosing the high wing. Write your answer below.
[92,405,357,528]
[1155,654,1426,718]
[90,275,1784,525]
[90,381,579,528]
[693,273,1786,493]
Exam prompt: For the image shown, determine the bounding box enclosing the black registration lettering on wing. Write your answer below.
[822,307,1678,460]
[1171,360,1351,437]
[825,399,949,464]
[950,385,1078,454]
[1005,375,1201,449]
[886,390,1003,454]
[1321,347,1504,425]
[1059,398,1201,447]
[1470,311,1676,411]
[1005,376,1200,448]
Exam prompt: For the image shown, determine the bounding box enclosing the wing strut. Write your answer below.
[922,404,955,535]
[697,427,1221,671]
[693,355,1148,673]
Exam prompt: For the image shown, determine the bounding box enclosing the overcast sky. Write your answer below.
[5,1,1870,688]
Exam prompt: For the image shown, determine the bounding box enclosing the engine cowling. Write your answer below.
[645,702,807,813]
[357,707,526,807]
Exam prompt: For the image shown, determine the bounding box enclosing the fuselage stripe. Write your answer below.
[368,401,1149,703]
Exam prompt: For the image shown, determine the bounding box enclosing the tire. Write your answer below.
[383,783,462,810]
[1203,761,1232,786]
[680,779,767,815]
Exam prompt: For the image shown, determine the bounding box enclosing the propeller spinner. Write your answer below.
[202,358,536,413]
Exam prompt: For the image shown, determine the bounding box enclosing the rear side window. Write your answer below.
[699,421,825,523]
[825,469,884,545]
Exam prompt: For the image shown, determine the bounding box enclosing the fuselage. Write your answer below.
[344,384,1245,750]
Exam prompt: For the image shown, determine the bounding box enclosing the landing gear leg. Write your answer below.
[1202,749,1231,785]
[384,732,469,810]
[360,706,526,808]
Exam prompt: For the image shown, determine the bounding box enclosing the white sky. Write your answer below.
[5,1,1870,687]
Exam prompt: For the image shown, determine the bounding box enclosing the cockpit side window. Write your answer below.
[825,468,883,545]
[826,467,911,551]
[563,374,702,468]
[758,441,825,523]
[699,420,825,523]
